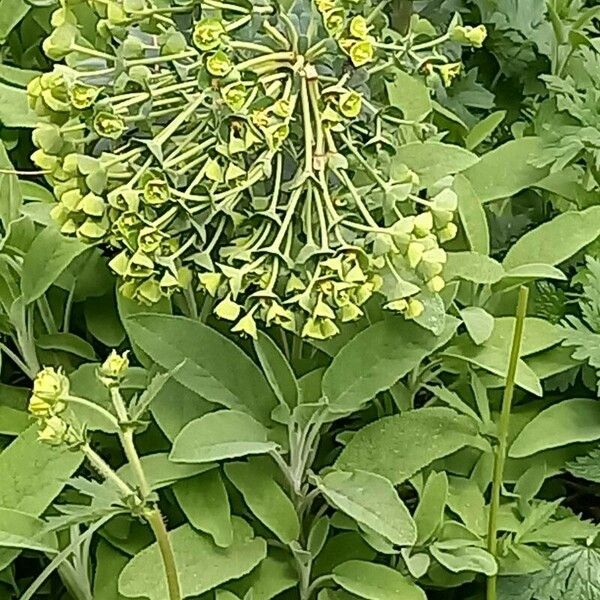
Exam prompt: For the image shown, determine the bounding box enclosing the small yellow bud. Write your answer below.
[407,242,425,268]
[414,212,434,237]
[37,416,68,446]
[99,350,129,385]
[406,298,425,319]
[427,276,446,293]
[438,62,462,87]
[33,367,70,402]
[438,222,458,243]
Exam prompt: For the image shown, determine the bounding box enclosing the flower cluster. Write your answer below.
[28,368,80,447]
[30,0,476,339]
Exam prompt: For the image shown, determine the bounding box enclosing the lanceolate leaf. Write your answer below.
[0,141,23,230]
[170,410,277,463]
[332,560,426,600]
[118,519,267,600]
[336,408,481,484]
[125,314,278,423]
[323,317,458,414]
[509,399,600,458]
[317,470,417,547]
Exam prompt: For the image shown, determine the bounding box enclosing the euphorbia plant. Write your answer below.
[30,0,484,340]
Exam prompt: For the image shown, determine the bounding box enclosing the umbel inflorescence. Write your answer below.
[29,0,485,339]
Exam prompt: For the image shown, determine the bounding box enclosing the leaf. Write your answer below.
[0,508,56,554]
[118,519,267,600]
[0,82,35,128]
[509,399,600,458]
[392,142,479,188]
[0,141,22,229]
[431,545,497,576]
[443,341,543,396]
[170,410,277,463]
[125,314,277,423]
[225,458,300,544]
[566,447,600,483]
[464,137,549,203]
[414,472,448,544]
[84,293,126,347]
[488,317,564,357]
[336,407,481,484]
[386,70,432,121]
[465,110,507,150]
[332,560,426,600]
[503,207,600,269]
[93,540,128,600]
[0,406,29,436]
[173,469,233,547]
[500,264,567,282]
[317,470,417,546]
[254,332,298,408]
[0,0,28,41]
[322,317,458,414]
[116,453,214,490]
[36,333,97,360]
[228,549,298,600]
[461,307,495,345]
[445,252,504,284]
[454,174,490,255]
[21,227,87,304]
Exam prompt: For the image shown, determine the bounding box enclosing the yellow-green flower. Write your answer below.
[324,9,345,37]
[37,416,69,446]
[198,272,223,296]
[427,276,446,293]
[338,90,362,118]
[69,82,101,110]
[222,83,247,111]
[315,0,336,11]
[193,18,225,51]
[143,176,169,205]
[438,222,458,243]
[406,298,424,319]
[93,111,125,139]
[99,350,129,384]
[438,62,462,87]
[206,50,233,77]
[302,316,340,340]
[450,24,487,48]
[349,16,370,39]
[33,367,70,402]
[215,296,242,321]
[232,312,258,339]
[272,99,292,118]
[349,39,375,67]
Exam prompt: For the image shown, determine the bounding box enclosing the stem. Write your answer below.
[109,387,182,600]
[146,508,182,600]
[65,395,120,430]
[82,444,135,497]
[486,286,529,600]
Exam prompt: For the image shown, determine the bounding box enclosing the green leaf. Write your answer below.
[454,174,490,255]
[443,341,543,396]
[392,142,479,188]
[254,332,298,408]
[386,70,432,122]
[93,540,128,600]
[125,314,278,423]
[431,544,497,576]
[317,470,417,546]
[332,560,426,600]
[445,252,504,284]
[84,293,126,347]
[0,82,35,128]
[0,406,29,436]
[460,307,495,345]
[499,264,567,282]
[36,332,97,361]
[566,447,600,483]
[414,472,448,544]
[118,519,267,600]
[170,410,277,463]
[0,0,29,43]
[322,317,458,414]
[464,137,549,203]
[225,458,300,544]
[465,110,506,150]
[0,508,56,554]
[116,453,214,490]
[503,207,600,269]
[488,317,564,357]
[228,549,298,600]
[0,141,22,229]
[21,227,87,304]
[509,399,600,458]
[336,408,481,484]
[173,469,233,547]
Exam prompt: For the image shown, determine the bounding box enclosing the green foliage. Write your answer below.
[0,1,599,599]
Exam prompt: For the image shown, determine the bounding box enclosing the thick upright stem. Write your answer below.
[146,508,182,600]
[486,286,529,600]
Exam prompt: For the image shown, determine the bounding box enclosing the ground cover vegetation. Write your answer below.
[0,0,600,599]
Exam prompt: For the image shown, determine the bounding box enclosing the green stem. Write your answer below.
[486,286,529,600]
[65,395,120,431]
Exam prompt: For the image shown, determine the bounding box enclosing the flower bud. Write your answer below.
[438,62,462,87]
[99,350,129,386]
[69,82,101,110]
[222,83,247,112]
[33,367,70,403]
[438,222,458,243]
[37,416,69,446]
[349,39,374,67]
[406,298,424,319]
[450,24,487,48]
[427,276,446,293]
[206,50,233,77]
[93,111,125,139]
[338,91,362,118]
[414,212,434,237]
